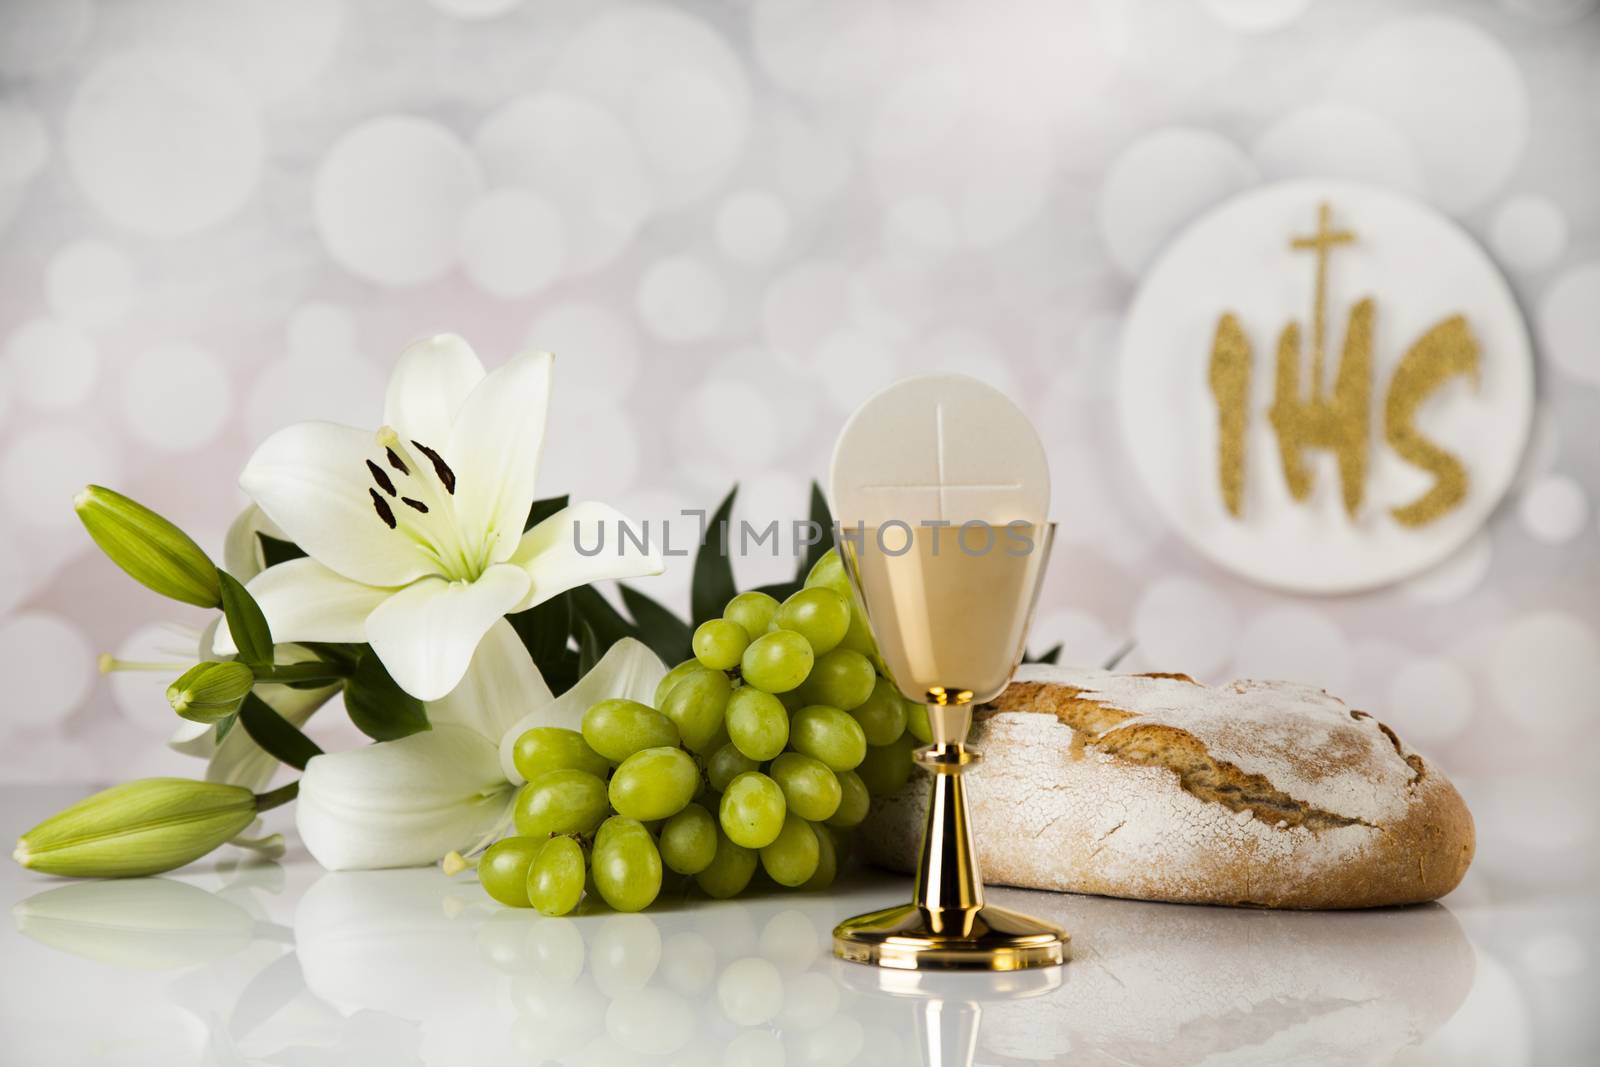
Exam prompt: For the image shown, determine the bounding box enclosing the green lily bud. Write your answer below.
[13,778,257,878]
[74,485,222,608]
[166,661,255,723]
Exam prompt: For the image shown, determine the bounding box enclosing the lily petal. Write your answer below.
[446,351,553,568]
[498,636,666,784]
[212,558,392,656]
[222,504,285,583]
[240,422,433,588]
[384,334,486,447]
[508,501,665,614]
[296,725,513,871]
[205,680,339,790]
[428,618,553,744]
[364,564,531,702]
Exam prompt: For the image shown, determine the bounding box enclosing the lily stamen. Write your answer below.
[369,489,397,529]
[366,459,398,497]
[410,440,457,495]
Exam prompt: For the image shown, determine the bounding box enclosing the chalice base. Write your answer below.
[833,902,1069,972]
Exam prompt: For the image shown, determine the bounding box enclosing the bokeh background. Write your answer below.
[0,0,1597,999]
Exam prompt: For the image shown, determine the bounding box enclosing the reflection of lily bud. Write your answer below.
[14,778,257,877]
[13,878,252,969]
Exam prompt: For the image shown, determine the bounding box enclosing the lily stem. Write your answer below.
[254,781,299,812]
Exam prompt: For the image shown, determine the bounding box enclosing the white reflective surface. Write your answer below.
[3,786,1594,1066]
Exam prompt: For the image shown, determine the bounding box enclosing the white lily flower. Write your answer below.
[214,334,664,701]
[295,621,665,871]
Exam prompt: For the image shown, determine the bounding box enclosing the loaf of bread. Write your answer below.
[858,665,1475,908]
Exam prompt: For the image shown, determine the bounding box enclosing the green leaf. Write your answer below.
[691,485,738,627]
[218,571,273,668]
[253,662,348,688]
[215,713,237,742]
[256,533,307,569]
[620,584,693,665]
[1024,643,1063,666]
[794,481,836,582]
[343,651,431,742]
[238,693,324,771]
[524,493,571,532]
[507,590,580,695]
[569,585,637,652]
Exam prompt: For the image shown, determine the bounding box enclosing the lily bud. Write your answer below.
[166,662,255,723]
[14,778,257,878]
[74,485,222,608]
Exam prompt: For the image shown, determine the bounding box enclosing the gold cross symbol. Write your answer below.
[1290,201,1358,395]
[858,400,1023,522]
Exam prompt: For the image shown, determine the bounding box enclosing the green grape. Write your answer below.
[527,836,586,916]
[511,726,611,781]
[773,587,851,656]
[836,604,878,657]
[692,619,750,671]
[739,630,814,694]
[591,818,662,912]
[514,769,610,839]
[694,828,757,899]
[802,649,876,710]
[659,802,718,875]
[849,676,909,746]
[718,771,787,849]
[609,746,699,821]
[706,741,758,793]
[723,590,780,639]
[789,705,867,772]
[803,548,852,598]
[906,701,932,744]
[593,813,634,853]
[803,822,838,890]
[768,751,841,822]
[479,836,543,907]
[826,769,871,829]
[759,814,819,887]
[857,733,917,795]
[661,667,732,753]
[654,658,702,707]
[582,698,680,762]
[725,687,789,761]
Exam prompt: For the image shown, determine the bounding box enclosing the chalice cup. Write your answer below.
[832,521,1069,971]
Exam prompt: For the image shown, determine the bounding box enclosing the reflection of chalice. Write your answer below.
[832,522,1068,971]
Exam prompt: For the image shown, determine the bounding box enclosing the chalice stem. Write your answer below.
[914,735,985,922]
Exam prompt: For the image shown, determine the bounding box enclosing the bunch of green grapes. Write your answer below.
[476,548,929,915]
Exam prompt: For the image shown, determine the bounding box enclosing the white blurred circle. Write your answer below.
[429,0,521,18]
[763,260,852,363]
[1490,196,1568,271]
[1490,611,1600,732]
[129,0,344,104]
[67,51,262,237]
[122,342,232,452]
[1518,474,1588,544]
[0,0,90,76]
[0,613,93,730]
[1132,576,1239,677]
[759,909,821,972]
[1399,532,1492,603]
[0,101,49,185]
[0,422,118,527]
[606,988,693,1055]
[884,196,958,256]
[46,241,136,328]
[540,391,639,499]
[590,913,661,997]
[1099,128,1257,276]
[551,8,751,208]
[315,115,482,286]
[772,114,855,205]
[1325,15,1528,212]
[1251,106,1424,194]
[1030,608,1122,670]
[811,330,896,414]
[4,318,98,410]
[528,303,639,408]
[1232,606,1351,692]
[458,189,565,298]
[659,931,717,996]
[1536,261,1600,386]
[780,970,840,1031]
[475,94,650,275]
[1386,657,1475,745]
[287,303,359,358]
[1203,0,1312,31]
[108,622,199,733]
[919,330,1018,396]
[717,956,783,1027]
[717,191,791,263]
[637,256,727,343]
[673,380,779,487]
[246,351,385,444]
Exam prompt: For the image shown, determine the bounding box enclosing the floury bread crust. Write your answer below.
[859,666,1475,908]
